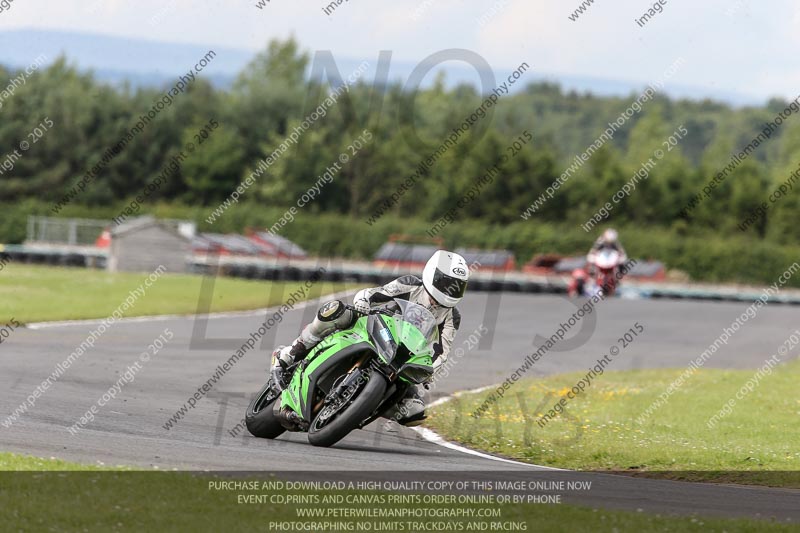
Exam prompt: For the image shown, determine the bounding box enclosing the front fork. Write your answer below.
[325,359,372,409]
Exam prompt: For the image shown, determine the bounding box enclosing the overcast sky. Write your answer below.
[0,0,794,101]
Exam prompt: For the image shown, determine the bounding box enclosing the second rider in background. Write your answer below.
[571,228,628,297]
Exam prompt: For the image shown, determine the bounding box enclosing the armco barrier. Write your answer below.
[2,244,799,305]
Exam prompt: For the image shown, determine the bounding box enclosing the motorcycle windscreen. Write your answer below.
[367,313,433,362]
[593,249,620,269]
[392,318,431,356]
[390,298,438,355]
[368,315,433,384]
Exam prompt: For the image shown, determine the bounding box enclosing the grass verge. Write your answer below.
[0,453,794,532]
[0,452,125,471]
[428,360,800,488]
[0,264,346,324]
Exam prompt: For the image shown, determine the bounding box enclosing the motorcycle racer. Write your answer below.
[588,228,627,262]
[270,250,469,426]
[586,228,629,295]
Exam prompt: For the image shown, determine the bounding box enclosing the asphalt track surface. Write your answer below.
[2,287,799,520]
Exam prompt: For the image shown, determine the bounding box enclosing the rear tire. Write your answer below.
[245,381,286,439]
[308,372,387,448]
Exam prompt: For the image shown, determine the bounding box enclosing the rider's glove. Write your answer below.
[270,346,292,393]
[428,349,447,385]
[353,295,370,315]
[270,360,289,393]
[433,342,443,358]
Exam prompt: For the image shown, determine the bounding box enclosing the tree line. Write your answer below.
[1,37,798,247]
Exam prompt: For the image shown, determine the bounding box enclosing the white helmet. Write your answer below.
[602,228,619,244]
[422,250,469,307]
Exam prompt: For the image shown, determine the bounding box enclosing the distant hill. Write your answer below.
[0,29,761,105]
[0,29,247,88]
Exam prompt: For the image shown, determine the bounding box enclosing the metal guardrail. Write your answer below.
[0,244,107,268]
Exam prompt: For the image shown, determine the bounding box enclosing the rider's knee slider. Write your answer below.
[317,300,346,322]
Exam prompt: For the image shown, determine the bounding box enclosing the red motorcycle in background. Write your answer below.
[586,248,626,296]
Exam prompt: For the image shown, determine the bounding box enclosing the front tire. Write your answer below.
[245,381,286,439]
[308,372,387,447]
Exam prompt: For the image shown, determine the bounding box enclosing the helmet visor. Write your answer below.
[432,269,468,300]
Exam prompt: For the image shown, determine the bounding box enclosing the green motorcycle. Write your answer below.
[245,298,437,447]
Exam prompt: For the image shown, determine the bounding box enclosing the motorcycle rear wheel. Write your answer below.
[245,381,286,439]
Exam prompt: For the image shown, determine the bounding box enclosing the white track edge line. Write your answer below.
[411,384,566,471]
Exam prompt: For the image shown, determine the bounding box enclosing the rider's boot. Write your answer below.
[270,342,312,431]
[270,341,309,391]
[386,387,427,427]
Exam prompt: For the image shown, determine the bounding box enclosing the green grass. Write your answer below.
[428,360,800,488]
[0,264,347,324]
[0,453,793,532]
[0,452,128,471]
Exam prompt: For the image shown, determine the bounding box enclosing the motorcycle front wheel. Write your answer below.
[307,371,388,448]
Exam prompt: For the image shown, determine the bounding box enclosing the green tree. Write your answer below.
[181,123,245,204]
